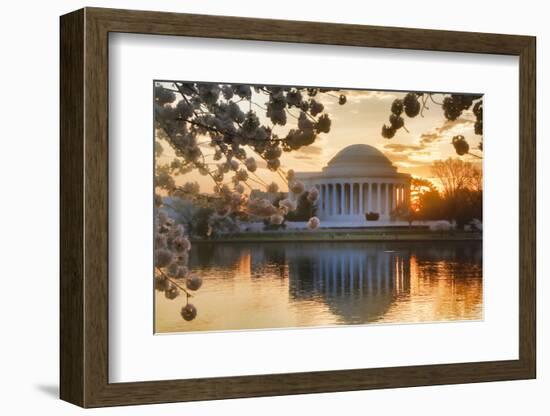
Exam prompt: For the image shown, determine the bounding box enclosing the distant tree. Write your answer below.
[431,158,481,199]
[470,166,483,193]
[416,189,447,221]
[463,189,482,225]
[445,188,482,229]
[160,196,196,232]
[286,191,316,221]
[208,213,241,237]
[390,203,416,226]
[410,177,436,212]
[429,158,483,227]
[191,207,215,237]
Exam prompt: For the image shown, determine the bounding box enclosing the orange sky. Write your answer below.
[156,86,483,193]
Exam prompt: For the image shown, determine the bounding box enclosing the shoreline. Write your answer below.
[191,229,482,243]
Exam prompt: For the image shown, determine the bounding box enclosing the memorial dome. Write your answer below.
[293,143,411,222]
[323,144,397,177]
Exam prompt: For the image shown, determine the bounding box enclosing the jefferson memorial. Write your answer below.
[293,144,411,223]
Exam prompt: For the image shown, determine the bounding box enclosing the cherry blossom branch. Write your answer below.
[156,267,193,298]
[420,94,429,117]
[428,93,443,106]
[249,170,268,186]
[159,124,221,188]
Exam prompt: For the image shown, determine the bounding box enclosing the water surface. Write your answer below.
[155,241,482,333]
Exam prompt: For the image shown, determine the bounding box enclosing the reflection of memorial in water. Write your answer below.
[163,241,482,332]
[285,244,411,324]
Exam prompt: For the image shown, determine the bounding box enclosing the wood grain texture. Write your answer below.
[59,7,537,408]
[83,9,110,406]
[518,37,537,375]
[59,8,84,407]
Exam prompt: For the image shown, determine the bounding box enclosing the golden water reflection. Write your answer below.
[155,241,482,333]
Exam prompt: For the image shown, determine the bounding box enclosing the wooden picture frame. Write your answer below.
[60,7,536,408]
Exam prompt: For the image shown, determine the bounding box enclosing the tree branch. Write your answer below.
[156,267,193,298]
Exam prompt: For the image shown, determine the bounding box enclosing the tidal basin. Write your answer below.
[155,241,482,333]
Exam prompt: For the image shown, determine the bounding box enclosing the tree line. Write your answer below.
[392,157,482,229]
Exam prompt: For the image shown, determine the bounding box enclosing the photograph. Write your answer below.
[153,81,484,333]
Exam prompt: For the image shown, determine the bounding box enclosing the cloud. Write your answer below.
[344,89,399,103]
[302,145,322,154]
[414,117,476,148]
[386,153,435,178]
[322,89,399,109]
[383,143,424,153]
[386,152,426,165]
[292,144,322,159]
[436,117,475,134]
[419,132,441,146]
[383,141,441,175]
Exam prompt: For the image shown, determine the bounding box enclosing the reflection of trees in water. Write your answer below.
[249,245,288,279]
[189,243,289,278]
[189,243,251,268]
[188,241,482,323]
[412,243,481,263]
[410,242,482,280]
